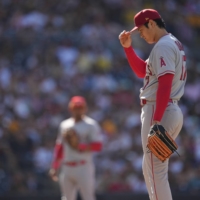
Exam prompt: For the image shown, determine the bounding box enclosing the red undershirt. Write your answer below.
[124,46,174,122]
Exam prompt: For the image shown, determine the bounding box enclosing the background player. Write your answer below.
[49,96,103,200]
[119,9,187,200]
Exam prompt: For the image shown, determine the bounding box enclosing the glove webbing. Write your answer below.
[147,124,180,162]
[155,125,179,157]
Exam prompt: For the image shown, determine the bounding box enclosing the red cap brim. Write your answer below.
[130,26,138,34]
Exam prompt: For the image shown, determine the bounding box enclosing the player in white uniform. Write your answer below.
[49,96,102,200]
[119,9,186,200]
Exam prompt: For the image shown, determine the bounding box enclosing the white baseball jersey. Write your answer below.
[140,34,187,101]
[57,115,102,163]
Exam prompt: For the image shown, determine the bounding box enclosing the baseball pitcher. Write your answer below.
[119,9,186,200]
[49,96,103,200]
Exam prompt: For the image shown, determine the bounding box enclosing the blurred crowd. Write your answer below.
[0,0,200,196]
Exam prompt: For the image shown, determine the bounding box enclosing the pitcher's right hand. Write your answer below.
[118,30,132,48]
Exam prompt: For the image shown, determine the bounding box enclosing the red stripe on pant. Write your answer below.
[150,104,158,200]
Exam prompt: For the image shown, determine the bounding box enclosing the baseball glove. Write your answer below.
[147,124,179,162]
[63,129,79,151]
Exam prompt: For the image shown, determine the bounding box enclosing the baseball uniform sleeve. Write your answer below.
[124,46,146,78]
[78,122,103,152]
[152,44,176,78]
[89,122,102,143]
[153,73,174,121]
[56,124,64,144]
[51,125,64,169]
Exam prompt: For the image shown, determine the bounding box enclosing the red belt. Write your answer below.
[65,160,86,167]
[140,99,177,106]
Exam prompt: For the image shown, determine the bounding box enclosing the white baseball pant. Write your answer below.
[59,162,96,200]
[141,101,183,200]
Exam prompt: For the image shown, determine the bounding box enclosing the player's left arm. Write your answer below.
[152,45,175,124]
[79,122,103,152]
[153,73,174,124]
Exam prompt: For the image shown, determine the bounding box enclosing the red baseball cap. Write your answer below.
[130,9,161,33]
[68,96,86,109]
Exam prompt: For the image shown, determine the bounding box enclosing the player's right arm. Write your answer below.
[119,30,146,78]
[49,126,64,182]
[49,140,63,181]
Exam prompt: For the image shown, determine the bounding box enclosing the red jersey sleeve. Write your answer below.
[124,46,146,78]
[153,73,174,121]
[78,142,102,152]
[51,143,63,170]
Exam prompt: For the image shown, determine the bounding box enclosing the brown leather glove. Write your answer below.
[64,129,79,151]
[147,124,179,162]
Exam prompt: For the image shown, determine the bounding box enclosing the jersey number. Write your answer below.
[180,55,187,81]
[143,65,152,89]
